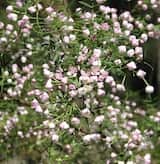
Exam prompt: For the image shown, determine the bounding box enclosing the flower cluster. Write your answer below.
[0,0,159,163]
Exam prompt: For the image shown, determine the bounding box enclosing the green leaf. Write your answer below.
[79,1,93,9]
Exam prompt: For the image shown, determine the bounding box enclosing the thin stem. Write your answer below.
[142,77,150,86]
[121,75,126,85]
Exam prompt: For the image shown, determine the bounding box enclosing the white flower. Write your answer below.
[63,36,70,44]
[42,64,49,69]
[16,1,23,8]
[43,69,52,78]
[48,122,55,129]
[6,5,13,12]
[40,92,49,102]
[6,24,14,31]
[26,43,32,50]
[82,135,92,143]
[7,13,18,21]
[147,24,154,31]
[97,88,105,95]
[96,0,106,4]
[59,121,70,129]
[12,64,18,73]
[94,115,105,124]
[81,108,91,117]
[118,45,126,53]
[82,133,101,143]
[71,117,80,125]
[118,161,125,164]
[45,79,53,89]
[68,25,74,31]
[151,0,156,4]
[135,47,143,54]
[69,34,76,41]
[124,30,131,36]
[0,22,4,29]
[83,12,92,20]
[141,33,148,42]
[17,131,23,137]
[93,48,101,57]
[35,105,43,113]
[78,85,93,95]
[126,161,135,164]
[136,69,146,78]
[69,90,77,97]
[144,153,151,164]
[111,152,117,158]
[37,3,43,11]
[116,84,126,92]
[83,29,90,36]
[7,79,12,84]
[21,56,27,63]
[3,71,9,77]
[105,76,114,84]
[0,37,7,43]
[127,49,135,57]
[127,61,137,71]
[145,85,154,94]
[51,134,59,142]
[28,6,36,13]
[45,7,54,14]
[92,60,101,66]
[43,120,49,126]
[114,59,122,65]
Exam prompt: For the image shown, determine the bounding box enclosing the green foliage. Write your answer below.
[0,0,160,163]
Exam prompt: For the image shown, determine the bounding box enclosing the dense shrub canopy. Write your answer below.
[0,0,160,163]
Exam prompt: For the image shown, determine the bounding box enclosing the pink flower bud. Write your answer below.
[59,121,70,129]
[136,69,146,78]
[28,6,36,13]
[7,13,18,21]
[118,45,126,53]
[45,79,53,89]
[6,5,13,13]
[126,61,137,71]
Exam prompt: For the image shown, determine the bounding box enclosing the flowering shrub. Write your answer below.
[0,0,160,163]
